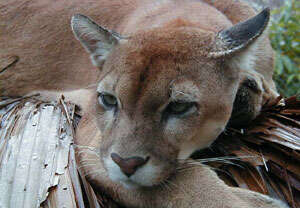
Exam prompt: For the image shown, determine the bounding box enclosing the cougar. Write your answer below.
[1,0,285,207]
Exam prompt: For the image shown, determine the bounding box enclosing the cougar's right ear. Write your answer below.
[71,14,123,67]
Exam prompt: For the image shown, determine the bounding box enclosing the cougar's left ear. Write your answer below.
[71,14,123,67]
[208,8,270,59]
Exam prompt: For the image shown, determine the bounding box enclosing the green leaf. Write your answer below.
[270,0,299,97]
[275,53,284,75]
[282,55,295,73]
[287,74,295,84]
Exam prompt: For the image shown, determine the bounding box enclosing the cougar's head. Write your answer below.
[72,9,270,188]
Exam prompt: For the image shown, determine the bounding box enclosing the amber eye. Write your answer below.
[166,101,195,115]
[99,93,118,109]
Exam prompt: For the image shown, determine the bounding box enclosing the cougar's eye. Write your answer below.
[98,93,118,109]
[165,101,196,116]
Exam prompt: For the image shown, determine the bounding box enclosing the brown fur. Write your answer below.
[76,114,286,208]
[1,0,284,207]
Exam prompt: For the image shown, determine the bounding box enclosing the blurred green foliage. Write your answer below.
[269,0,300,97]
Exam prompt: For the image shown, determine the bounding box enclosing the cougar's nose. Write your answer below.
[111,153,150,177]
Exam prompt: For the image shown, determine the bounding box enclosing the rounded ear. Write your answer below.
[208,8,270,58]
[71,14,123,67]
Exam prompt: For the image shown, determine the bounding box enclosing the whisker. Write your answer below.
[178,155,255,163]
[186,160,245,170]
[74,144,98,151]
[78,163,98,169]
[76,150,101,157]
[209,166,236,180]
[79,158,100,163]
[83,169,106,177]
[193,155,256,163]
[187,160,244,169]
[88,171,104,179]
[74,144,101,158]
[176,165,197,173]
[176,164,236,183]
[176,156,250,173]
[176,156,255,171]
[161,181,172,193]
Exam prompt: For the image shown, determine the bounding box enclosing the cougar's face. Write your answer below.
[87,30,239,188]
[73,8,270,189]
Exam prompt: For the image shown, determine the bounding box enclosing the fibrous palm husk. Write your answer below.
[0,95,299,208]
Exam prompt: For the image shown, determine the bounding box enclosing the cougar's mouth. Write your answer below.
[103,155,173,189]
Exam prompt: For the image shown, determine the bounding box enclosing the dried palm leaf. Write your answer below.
[0,97,99,208]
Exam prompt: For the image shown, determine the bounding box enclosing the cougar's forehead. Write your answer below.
[97,55,221,118]
[97,57,181,111]
[97,27,234,113]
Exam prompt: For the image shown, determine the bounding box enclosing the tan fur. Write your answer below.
[1,0,284,207]
[76,115,286,208]
[0,0,139,107]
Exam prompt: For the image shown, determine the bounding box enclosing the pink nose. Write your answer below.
[111,153,150,177]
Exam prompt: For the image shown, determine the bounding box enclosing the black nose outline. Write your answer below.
[111,153,150,177]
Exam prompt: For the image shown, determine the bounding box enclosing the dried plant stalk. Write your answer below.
[0,97,93,208]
